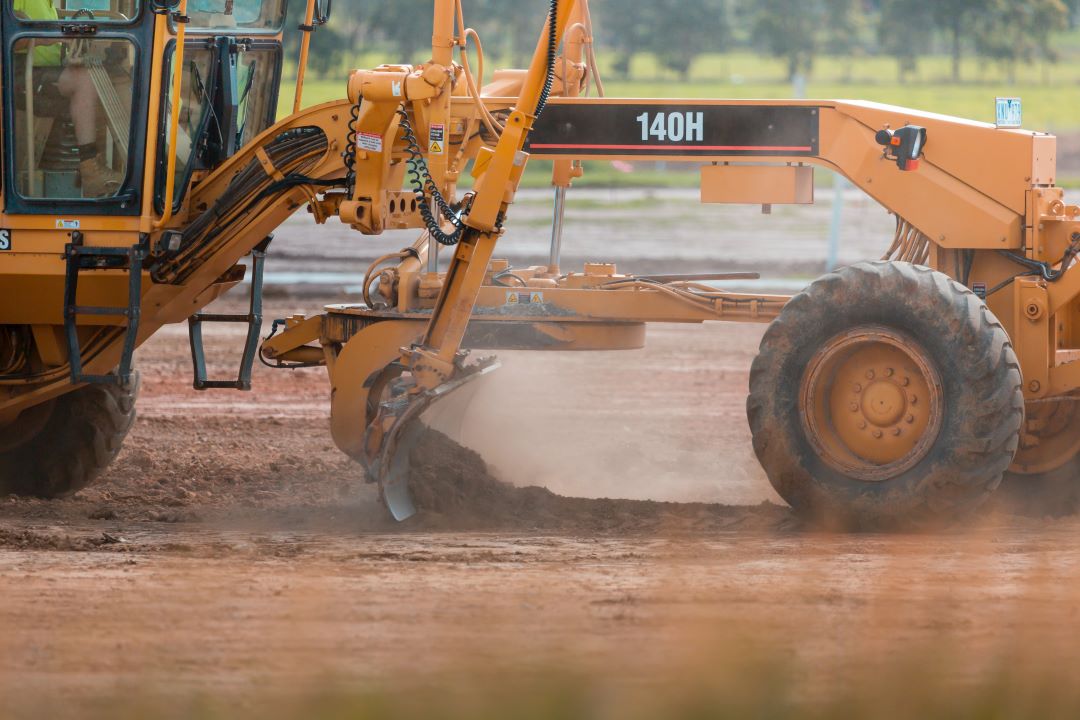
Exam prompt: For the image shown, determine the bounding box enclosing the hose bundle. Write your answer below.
[882,215,931,265]
[150,126,338,284]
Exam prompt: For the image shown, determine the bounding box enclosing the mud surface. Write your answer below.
[407,428,792,533]
[5,196,1080,710]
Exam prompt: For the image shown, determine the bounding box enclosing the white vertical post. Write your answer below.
[827,173,846,272]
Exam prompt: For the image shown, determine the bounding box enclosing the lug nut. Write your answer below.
[849,403,859,412]
[873,430,883,439]
[892,428,902,436]
[853,384,862,393]
[866,370,876,379]
[858,421,867,430]
[901,377,910,387]
[885,368,895,377]
[906,415,915,424]
[910,395,918,405]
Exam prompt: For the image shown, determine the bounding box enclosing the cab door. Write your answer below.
[1,0,153,214]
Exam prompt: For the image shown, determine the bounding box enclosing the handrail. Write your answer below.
[154,0,188,230]
[24,41,38,197]
[292,0,317,114]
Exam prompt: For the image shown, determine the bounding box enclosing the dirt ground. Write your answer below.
[5,198,1080,716]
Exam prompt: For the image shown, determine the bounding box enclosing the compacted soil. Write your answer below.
[4,200,1080,716]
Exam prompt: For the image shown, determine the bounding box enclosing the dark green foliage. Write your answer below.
[748,0,824,81]
[877,0,933,81]
[283,0,1071,85]
[973,0,1069,81]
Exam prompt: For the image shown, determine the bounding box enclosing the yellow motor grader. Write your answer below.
[0,0,1077,527]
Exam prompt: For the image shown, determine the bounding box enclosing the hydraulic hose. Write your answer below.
[398,108,467,246]
[150,127,337,284]
[534,0,559,119]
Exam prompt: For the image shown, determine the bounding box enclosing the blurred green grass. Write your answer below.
[281,47,1080,132]
[8,641,1080,720]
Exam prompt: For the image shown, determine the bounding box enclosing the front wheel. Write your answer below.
[747,262,1024,529]
[0,374,139,498]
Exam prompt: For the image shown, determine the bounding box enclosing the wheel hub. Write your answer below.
[861,381,906,427]
[801,326,943,482]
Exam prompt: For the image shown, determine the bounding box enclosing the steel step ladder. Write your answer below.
[62,238,146,385]
[187,239,269,391]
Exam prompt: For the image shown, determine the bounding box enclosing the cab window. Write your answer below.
[235,48,279,147]
[11,0,140,24]
[183,0,286,33]
[156,40,281,212]
[159,44,215,209]
[11,35,135,199]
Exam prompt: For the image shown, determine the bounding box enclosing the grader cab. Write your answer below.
[0,0,1076,529]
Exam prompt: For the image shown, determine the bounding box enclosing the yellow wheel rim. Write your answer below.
[800,326,944,482]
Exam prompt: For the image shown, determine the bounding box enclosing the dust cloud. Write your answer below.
[438,323,778,506]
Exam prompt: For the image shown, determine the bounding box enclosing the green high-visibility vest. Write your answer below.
[14,0,62,67]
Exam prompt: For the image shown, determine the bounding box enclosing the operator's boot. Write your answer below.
[77,144,122,198]
[79,158,122,198]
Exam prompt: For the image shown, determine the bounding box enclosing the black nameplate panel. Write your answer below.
[526,103,820,157]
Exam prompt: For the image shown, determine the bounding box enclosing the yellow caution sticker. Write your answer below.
[429,123,446,154]
[505,291,544,305]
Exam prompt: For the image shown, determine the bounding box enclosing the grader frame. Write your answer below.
[0,0,1077,525]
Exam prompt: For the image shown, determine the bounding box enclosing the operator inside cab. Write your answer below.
[5,0,285,209]
[9,0,137,200]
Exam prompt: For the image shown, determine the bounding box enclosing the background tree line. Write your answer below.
[286,0,1078,83]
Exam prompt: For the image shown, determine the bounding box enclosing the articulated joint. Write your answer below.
[347,63,452,104]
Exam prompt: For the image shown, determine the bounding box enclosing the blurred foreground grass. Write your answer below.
[6,640,1080,720]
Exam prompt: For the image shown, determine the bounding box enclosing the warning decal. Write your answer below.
[429,123,446,154]
[357,131,383,153]
[506,291,544,305]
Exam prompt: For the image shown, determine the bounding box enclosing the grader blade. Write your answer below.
[420,365,494,444]
[364,359,500,521]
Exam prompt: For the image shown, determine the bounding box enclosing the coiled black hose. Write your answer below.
[343,98,362,196]
[397,108,467,246]
[534,0,559,119]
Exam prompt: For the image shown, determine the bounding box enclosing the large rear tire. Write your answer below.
[0,374,139,498]
[747,262,1024,529]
